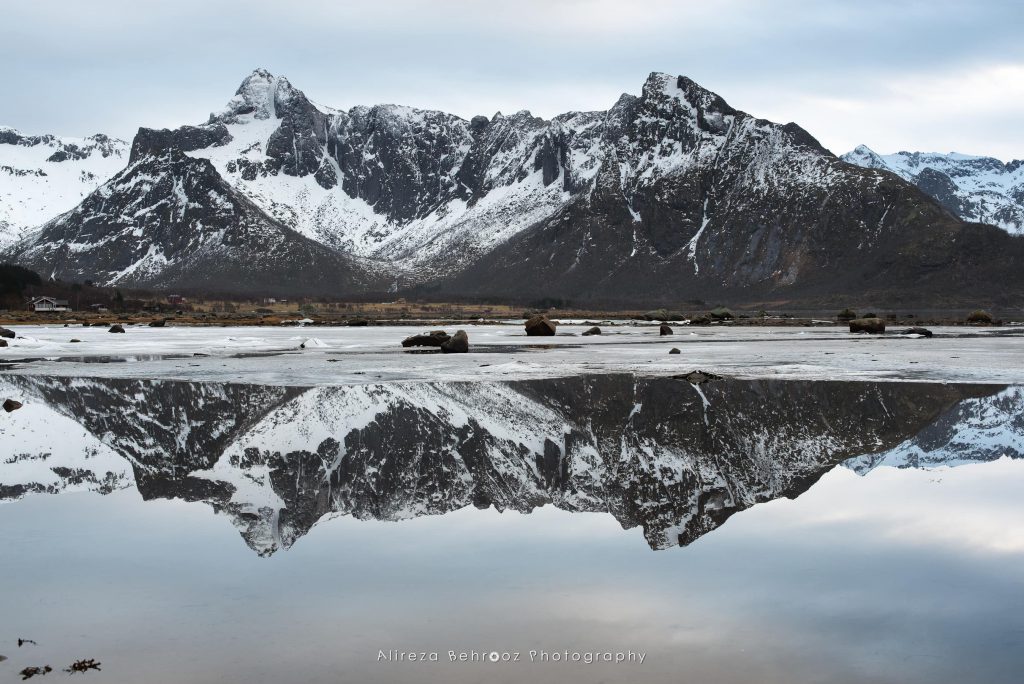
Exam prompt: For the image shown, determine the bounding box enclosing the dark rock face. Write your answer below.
[669,347,681,354]
[850,318,885,334]
[1,374,999,554]
[440,329,469,353]
[2,398,22,412]
[582,326,601,336]
[108,324,125,333]
[402,330,450,348]
[148,319,166,328]
[0,340,7,347]
[659,324,673,335]
[0,327,14,338]
[525,315,557,336]
[129,124,232,162]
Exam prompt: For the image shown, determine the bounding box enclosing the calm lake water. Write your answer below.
[1,374,1022,683]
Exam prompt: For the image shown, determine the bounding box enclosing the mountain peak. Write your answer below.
[212,68,301,122]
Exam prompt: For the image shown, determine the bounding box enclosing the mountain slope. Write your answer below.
[0,127,128,247]
[7,147,379,295]
[843,145,1024,235]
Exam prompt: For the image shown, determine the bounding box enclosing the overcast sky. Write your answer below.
[2,0,1022,159]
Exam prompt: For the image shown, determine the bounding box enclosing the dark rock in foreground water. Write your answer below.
[402,330,451,348]
[108,324,125,334]
[898,327,933,338]
[849,318,885,334]
[582,326,601,336]
[0,326,14,339]
[525,315,557,336]
[675,370,723,384]
[149,319,166,328]
[3,399,23,412]
[660,324,673,336]
[669,348,681,354]
[440,330,469,353]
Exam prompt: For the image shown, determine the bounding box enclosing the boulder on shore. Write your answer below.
[402,330,451,348]
[709,306,734,320]
[3,399,22,412]
[849,318,885,334]
[441,330,469,353]
[525,315,557,336]
[347,317,370,327]
[108,324,126,334]
[669,348,681,354]
[659,324,673,336]
[0,327,14,339]
[966,310,993,325]
[0,339,7,347]
[582,326,601,336]
[689,314,712,326]
[897,327,933,338]
[148,319,166,328]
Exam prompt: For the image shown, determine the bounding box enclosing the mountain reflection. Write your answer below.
[0,374,1014,555]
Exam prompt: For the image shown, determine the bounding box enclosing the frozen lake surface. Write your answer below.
[1,324,1022,683]
[1,323,1022,384]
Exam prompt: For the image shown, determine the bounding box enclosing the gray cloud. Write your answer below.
[2,0,1022,158]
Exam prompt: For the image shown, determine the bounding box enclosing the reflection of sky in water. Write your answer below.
[2,459,1023,684]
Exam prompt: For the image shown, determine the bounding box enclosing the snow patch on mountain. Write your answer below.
[0,127,128,246]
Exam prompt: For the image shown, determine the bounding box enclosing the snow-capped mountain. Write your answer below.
[842,145,1024,235]
[1,374,994,554]
[6,70,1024,304]
[9,147,378,294]
[0,127,127,247]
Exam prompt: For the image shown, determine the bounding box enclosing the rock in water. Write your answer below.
[669,348,681,354]
[675,370,722,384]
[402,330,451,348]
[0,339,6,347]
[3,399,23,412]
[525,315,557,336]
[581,326,602,336]
[849,318,885,334]
[0,326,14,339]
[69,339,81,343]
[108,324,126,333]
[441,330,469,353]
[149,319,166,327]
[898,327,933,338]
[660,324,673,335]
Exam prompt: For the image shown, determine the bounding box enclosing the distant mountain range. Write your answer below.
[2,70,1023,305]
[842,145,1024,235]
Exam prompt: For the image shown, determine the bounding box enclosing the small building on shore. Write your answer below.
[31,296,71,312]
